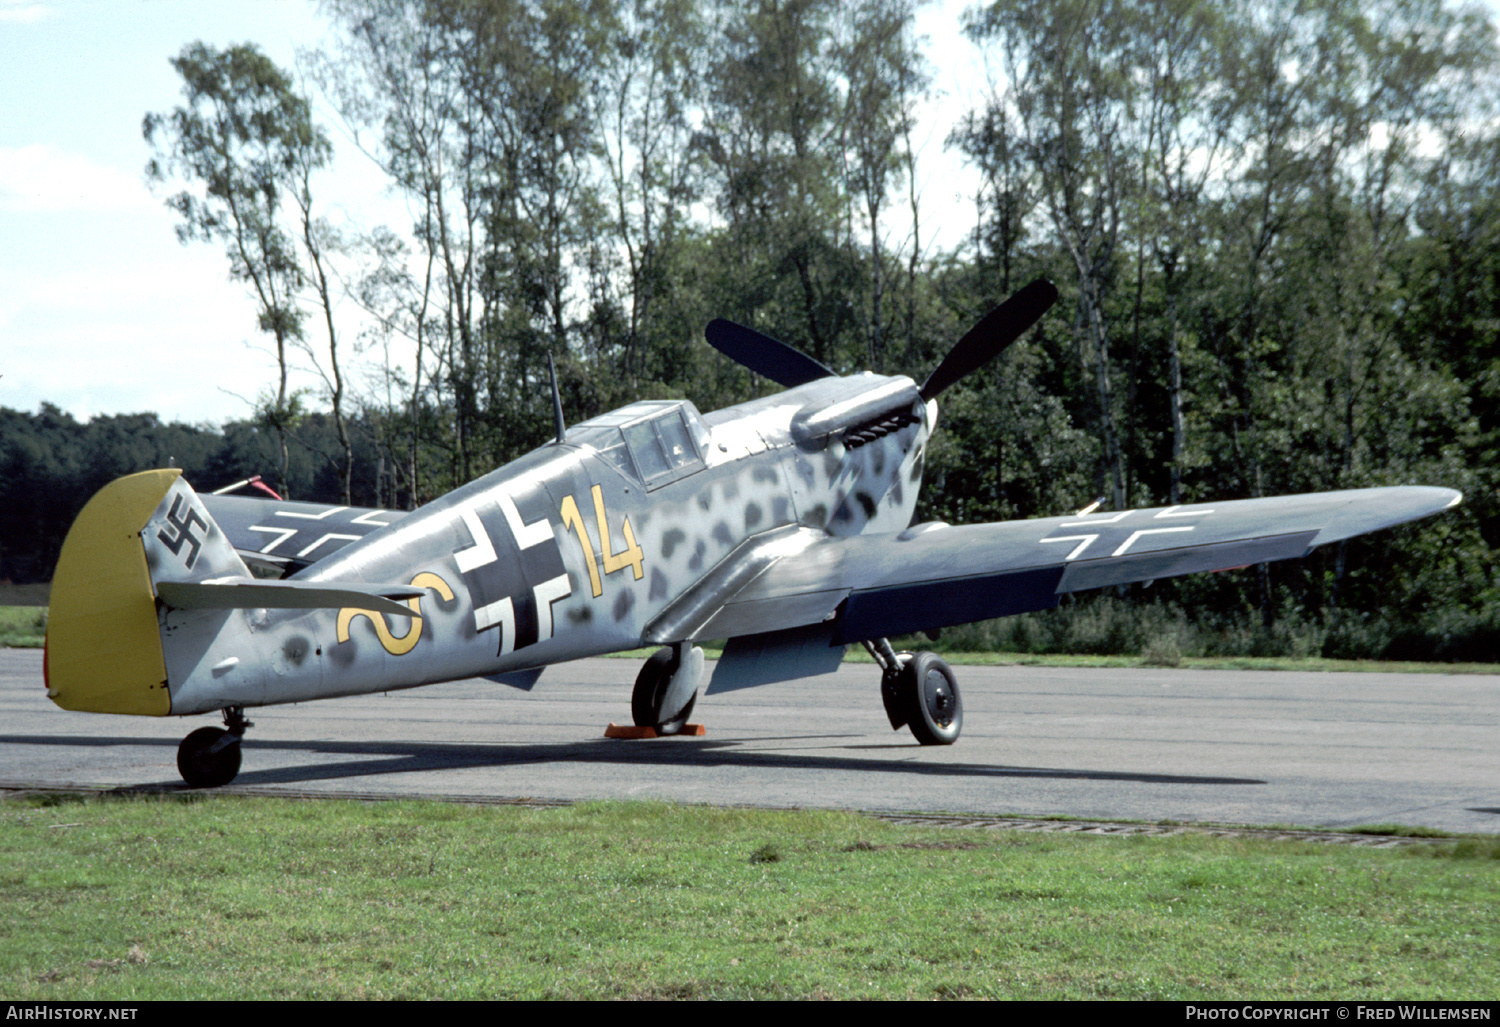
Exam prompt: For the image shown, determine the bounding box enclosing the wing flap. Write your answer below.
[833,565,1065,644]
[706,623,847,694]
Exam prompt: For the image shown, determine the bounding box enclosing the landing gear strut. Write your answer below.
[865,639,963,745]
[632,644,703,735]
[176,707,252,788]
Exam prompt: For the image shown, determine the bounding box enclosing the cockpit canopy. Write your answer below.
[564,400,710,489]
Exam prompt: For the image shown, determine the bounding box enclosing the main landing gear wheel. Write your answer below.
[632,647,698,735]
[899,651,962,745]
[176,727,242,788]
[176,707,252,788]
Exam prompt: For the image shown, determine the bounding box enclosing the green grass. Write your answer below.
[0,606,46,648]
[2,795,1497,1000]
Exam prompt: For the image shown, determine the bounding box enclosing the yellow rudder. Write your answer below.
[45,469,179,715]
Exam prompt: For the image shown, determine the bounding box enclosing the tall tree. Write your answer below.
[321,0,490,487]
[144,42,331,498]
[452,0,616,451]
[701,0,853,367]
[969,0,1139,511]
[1131,0,1238,505]
[835,0,929,369]
[597,0,710,392]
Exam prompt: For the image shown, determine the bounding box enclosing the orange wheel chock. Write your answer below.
[604,723,706,739]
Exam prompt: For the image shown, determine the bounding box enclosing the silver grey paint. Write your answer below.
[137,372,1459,719]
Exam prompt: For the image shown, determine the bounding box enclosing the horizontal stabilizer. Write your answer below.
[155,577,425,618]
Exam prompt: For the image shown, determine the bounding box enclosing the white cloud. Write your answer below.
[0,1,54,24]
[0,230,312,425]
[0,144,153,213]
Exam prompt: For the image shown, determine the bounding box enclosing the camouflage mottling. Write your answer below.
[145,379,931,715]
[58,345,1462,735]
[283,636,311,666]
[612,588,634,622]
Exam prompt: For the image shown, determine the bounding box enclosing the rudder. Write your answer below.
[46,469,180,715]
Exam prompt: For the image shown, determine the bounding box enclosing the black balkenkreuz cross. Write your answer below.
[454,482,571,656]
[1039,506,1214,562]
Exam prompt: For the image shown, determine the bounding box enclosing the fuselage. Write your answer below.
[163,374,932,714]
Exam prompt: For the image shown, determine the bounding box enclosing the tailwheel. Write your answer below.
[631,646,699,736]
[899,651,962,745]
[176,708,251,788]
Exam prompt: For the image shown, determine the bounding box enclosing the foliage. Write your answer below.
[922,589,1500,663]
[144,41,337,498]
[0,406,384,585]
[0,606,47,648]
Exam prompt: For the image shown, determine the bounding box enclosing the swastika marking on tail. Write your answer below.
[157,494,209,570]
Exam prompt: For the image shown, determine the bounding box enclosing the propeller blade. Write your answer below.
[705,319,837,389]
[919,278,1058,402]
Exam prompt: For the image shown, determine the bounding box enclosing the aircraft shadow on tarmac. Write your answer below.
[0,733,1265,789]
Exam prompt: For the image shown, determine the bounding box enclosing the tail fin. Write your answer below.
[48,470,425,716]
[47,469,258,715]
[47,470,186,714]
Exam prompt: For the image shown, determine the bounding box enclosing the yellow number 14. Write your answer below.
[560,485,645,598]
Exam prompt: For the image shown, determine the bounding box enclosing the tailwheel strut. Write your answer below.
[176,707,253,788]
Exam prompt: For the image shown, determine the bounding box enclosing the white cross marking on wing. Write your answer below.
[1041,534,1101,561]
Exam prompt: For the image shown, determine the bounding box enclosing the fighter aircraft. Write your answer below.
[44,279,1461,787]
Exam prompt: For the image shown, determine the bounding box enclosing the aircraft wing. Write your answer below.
[647,486,1461,648]
[200,494,408,576]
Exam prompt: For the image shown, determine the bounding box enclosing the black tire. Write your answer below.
[631,648,697,735]
[177,726,242,788]
[901,651,962,745]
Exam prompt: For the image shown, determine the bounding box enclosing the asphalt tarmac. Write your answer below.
[2,647,1496,834]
